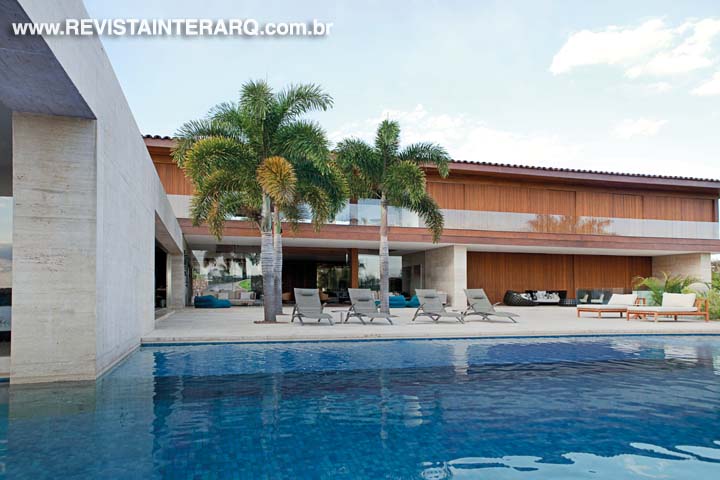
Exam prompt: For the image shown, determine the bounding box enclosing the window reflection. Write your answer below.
[0,196,11,338]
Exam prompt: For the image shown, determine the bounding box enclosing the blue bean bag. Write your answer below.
[194,295,231,308]
[406,295,420,308]
[389,295,408,308]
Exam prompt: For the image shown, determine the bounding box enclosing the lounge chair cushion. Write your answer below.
[627,306,697,313]
[607,294,637,306]
[578,304,629,310]
[662,293,696,308]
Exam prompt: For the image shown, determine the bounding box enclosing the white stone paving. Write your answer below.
[142,305,720,344]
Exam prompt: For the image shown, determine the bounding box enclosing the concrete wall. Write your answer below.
[424,246,468,308]
[11,114,98,382]
[652,253,712,283]
[10,0,184,382]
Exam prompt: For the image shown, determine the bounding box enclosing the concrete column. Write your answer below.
[11,113,98,383]
[424,245,468,309]
[166,253,186,308]
[652,253,712,283]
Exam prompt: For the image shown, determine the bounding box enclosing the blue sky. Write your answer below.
[85,0,720,179]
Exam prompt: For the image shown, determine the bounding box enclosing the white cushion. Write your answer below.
[662,293,696,308]
[608,294,637,306]
[627,306,698,313]
[578,304,628,310]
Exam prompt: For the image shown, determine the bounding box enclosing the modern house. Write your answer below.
[1,0,719,384]
[146,134,720,308]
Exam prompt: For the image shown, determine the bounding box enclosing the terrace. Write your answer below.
[143,305,720,345]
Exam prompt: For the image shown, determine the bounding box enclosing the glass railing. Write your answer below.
[331,199,719,240]
[167,195,719,240]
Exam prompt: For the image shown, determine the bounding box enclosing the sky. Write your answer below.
[84,0,720,179]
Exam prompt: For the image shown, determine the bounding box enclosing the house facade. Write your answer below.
[146,135,720,309]
[1,0,719,385]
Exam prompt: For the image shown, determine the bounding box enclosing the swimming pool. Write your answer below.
[1,335,720,478]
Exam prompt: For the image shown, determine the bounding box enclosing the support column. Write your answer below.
[349,248,359,288]
[11,113,98,383]
[424,245,467,309]
[167,253,186,308]
[652,253,711,283]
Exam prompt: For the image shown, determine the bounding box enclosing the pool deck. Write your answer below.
[142,305,720,344]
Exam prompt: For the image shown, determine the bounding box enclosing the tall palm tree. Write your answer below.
[336,120,450,312]
[173,80,345,322]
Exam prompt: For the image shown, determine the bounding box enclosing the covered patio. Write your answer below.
[143,305,720,344]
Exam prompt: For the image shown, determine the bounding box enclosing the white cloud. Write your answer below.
[626,19,720,77]
[330,106,720,180]
[550,19,674,75]
[329,105,583,166]
[612,118,667,139]
[691,71,720,95]
[646,82,673,93]
[551,18,720,78]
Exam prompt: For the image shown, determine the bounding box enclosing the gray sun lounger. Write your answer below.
[412,289,465,323]
[291,288,334,325]
[464,289,518,323]
[346,288,395,325]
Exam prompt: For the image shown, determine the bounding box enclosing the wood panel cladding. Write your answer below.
[467,252,652,303]
[429,177,715,222]
[150,152,195,195]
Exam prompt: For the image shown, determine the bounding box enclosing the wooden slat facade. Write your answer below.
[428,175,716,222]
[467,252,653,303]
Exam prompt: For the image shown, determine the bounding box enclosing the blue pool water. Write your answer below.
[2,336,720,479]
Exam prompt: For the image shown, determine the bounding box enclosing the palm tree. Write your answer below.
[336,120,450,312]
[173,80,345,322]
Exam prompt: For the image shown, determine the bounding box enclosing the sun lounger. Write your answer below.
[627,292,709,322]
[463,289,518,323]
[412,289,465,323]
[346,288,395,324]
[577,293,639,318]
[291,288,335,325]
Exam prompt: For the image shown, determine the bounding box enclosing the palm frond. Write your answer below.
[335,138,383,198]
[182,137,256,184]
[404,193,445,243]
[275,83,333,124]
[383,160,426,205]
[172,119,246,167]
[399,142,451,178]
[257,156,297,206]
[275,120,331,174]
[239,79,274,121]
[375,119,401,161]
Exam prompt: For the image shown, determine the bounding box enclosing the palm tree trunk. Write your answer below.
[260,194,276,322]
[273,206,283,316]
[379,193,390,313]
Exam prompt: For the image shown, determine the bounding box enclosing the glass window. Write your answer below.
[191,247,262,297]
[0,196,11,334]
[358,253,403,293]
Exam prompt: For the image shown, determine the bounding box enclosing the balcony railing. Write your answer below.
[331,199,719,240]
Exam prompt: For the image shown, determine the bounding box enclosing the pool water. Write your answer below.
[2,336,720,479]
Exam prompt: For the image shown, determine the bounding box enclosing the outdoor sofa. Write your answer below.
[576,293,641,318]
[627,292,709,322]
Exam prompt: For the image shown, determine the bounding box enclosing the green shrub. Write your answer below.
[632,272,699,306]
